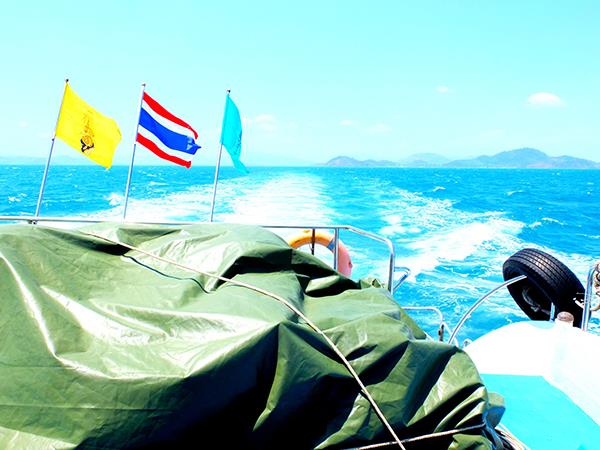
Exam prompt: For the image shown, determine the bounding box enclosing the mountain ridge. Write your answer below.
[322,148,600,169]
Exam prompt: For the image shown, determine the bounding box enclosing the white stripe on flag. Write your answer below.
[141,99,196,139]
[137,127,194,163]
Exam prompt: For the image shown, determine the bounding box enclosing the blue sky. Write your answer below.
[0,1,598,166]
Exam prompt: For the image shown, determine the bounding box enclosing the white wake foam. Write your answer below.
[218,173,335,225]
[105,193,123,207]
[378,188,525,279]
[82,172,336,228]
[401,219,524,278]
[88,184,216,222]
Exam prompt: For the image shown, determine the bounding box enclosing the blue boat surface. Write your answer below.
[467,321,600,450]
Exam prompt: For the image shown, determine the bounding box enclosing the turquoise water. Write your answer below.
[1,165,598,340]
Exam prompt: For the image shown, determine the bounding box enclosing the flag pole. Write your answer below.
[34,78,69,219]
[209,89,230,222]
[122,82,147,221]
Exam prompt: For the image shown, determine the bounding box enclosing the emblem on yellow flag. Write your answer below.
[55,84,121,168]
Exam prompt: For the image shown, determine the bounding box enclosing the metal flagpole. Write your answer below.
[209,89,230,222]
[122,82,147,221]
[35,78,69,218]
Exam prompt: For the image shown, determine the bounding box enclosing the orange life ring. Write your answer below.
[287,230,353,277]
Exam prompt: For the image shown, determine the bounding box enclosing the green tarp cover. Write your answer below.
[0,223,505,449]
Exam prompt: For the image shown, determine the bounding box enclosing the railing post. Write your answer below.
[333,227,339,271]
[582,262,600,331]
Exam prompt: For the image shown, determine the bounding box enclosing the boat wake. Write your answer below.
[88,172,337,227]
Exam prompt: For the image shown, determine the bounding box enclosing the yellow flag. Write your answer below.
[55,84,121,168]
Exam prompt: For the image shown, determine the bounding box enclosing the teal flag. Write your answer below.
[220,95,248,173]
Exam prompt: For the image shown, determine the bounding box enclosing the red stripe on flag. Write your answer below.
[142,92,199,139]
[137,134,192,168]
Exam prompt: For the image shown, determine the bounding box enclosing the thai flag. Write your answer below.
[136,92,201,168]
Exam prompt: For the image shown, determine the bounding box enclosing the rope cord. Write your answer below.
[495,424,529,450]
[349,423,487,449]
[83,231,406,449]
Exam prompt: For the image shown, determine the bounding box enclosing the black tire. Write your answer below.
[502,248,585,327]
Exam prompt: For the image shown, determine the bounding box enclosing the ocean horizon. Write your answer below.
[2,164,598,341]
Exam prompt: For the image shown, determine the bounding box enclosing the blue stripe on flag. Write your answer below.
[139,108,200,155]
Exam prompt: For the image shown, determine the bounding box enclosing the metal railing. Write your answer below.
[232,224,396,291]
[402,306,449,341]
[393,266,411,292]
[2,215,597,340]
[448,263,599,345]
[448,275,527,346]
[582,261,600,331]
[0,215,397,292]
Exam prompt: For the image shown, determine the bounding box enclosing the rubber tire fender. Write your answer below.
[502,248,584,327]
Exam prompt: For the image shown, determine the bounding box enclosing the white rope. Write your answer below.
[349,422,528,450]
[83,231,406,449]
[350,423,487,449]
[495,424,529,450]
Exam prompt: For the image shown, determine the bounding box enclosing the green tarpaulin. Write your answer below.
[0,223,505,449]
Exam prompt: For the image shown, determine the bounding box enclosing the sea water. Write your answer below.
[1,165,598,341]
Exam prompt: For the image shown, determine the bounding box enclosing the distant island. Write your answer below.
[322,148,600,169]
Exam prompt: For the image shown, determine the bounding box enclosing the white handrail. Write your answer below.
[448,275,527,346]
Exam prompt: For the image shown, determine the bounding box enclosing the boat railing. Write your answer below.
[448,275,527,346]
[401,278,532,345]
[450,261,600,344]
[393,266,411,292]
[401,306,450,341]
[0,215,397,292]
[257,224,396,291]
[4,215,597,342]
[583,261,600,331]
